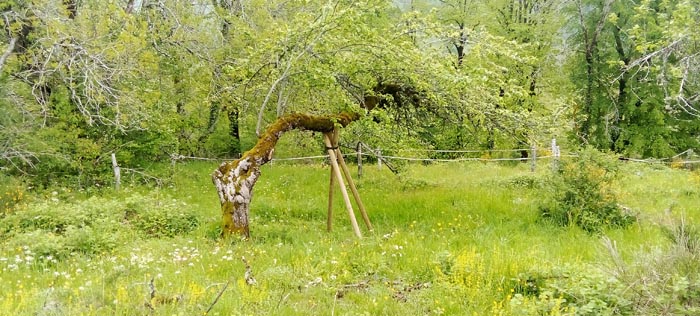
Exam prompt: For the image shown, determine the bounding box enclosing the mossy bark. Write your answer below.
[212,112,360,238]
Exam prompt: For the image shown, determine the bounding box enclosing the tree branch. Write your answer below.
[0,37,17,72]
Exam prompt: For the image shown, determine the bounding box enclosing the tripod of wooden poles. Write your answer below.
[323,129,372,238]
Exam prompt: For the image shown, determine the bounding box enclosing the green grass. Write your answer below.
[1,160,699,315]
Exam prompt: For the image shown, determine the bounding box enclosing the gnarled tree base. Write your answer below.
[212,112,360,238]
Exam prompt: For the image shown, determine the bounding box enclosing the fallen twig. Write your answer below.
[204,281,230,315]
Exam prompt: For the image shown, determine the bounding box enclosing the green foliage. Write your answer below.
[0,191,200,260]
[540,148,636,233]
[518,222,700,315]
[569,0,700,157]
[501,174,546,190]
[0,174,26,215]
[0,161,699,314]
[126,201,200,238]
[2,0,699,191]
[509,266,634,316]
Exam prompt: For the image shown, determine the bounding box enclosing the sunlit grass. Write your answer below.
[1,160,697,315]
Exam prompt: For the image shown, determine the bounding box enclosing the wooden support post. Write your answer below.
[111,153,121,190]
[356,142,363,179]
[377,148,382,169]
[530,144,537,172]
[333,131,372,231]
[327,166,335,232]
[324,133,362,238]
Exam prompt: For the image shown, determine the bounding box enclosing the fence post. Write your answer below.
[356,142,363,178]
[169,154,177,179]
[377,148,382,170]
[551,138,560,171]
[111,153,121,190]
[530,144,537,172]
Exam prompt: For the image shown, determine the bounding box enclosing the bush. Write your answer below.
[511,222,700,315]
[501,174,545,190]
[539,148,636,233]
[65,226,119,255]
[0,175,26,216]
[0,192,200,260]
[7,230,70,261]
[509,266,633,316]
[128,201,200,238]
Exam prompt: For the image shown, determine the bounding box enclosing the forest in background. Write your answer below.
[1,0,699,186]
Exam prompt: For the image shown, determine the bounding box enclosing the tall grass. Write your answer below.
[0,160,698,315]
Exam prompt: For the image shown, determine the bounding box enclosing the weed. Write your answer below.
[540,148,636,233]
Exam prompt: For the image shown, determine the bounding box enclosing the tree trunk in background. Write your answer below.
[212,112,360,238]
[611,24,630,151]
[576,0,613,144]
[228,106,241,156]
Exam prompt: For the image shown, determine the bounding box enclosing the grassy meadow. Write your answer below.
[1,158,699,315]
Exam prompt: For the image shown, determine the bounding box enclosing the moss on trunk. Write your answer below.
[212,112,360,238]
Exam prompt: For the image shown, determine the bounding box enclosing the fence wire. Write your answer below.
[169,148,700,165]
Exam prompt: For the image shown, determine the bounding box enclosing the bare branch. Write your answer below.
[0,37,16,72]
[623,38,686,72]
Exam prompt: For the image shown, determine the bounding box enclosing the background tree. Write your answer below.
[2,0,699,188]
[568,0,700,157]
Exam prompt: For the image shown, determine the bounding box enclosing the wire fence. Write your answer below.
[106,143,699,188]
[169,148,700,165]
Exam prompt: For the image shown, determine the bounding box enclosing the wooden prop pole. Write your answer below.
[332,131,372,231]
[323,133,362,238]
[356,142,363,178]
[327,166,335,232]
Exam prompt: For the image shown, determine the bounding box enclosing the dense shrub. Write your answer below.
[539,148,636,233]
[0,192,200,260]
[65,226,119,255]
[513,225,700,315]
[127,201,200,238]
[7,230,69,260]
[0,174,26,216]
[501,174,545,189]
[509,218,700,315]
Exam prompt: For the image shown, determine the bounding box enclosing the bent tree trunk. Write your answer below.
[212,112,360,238]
